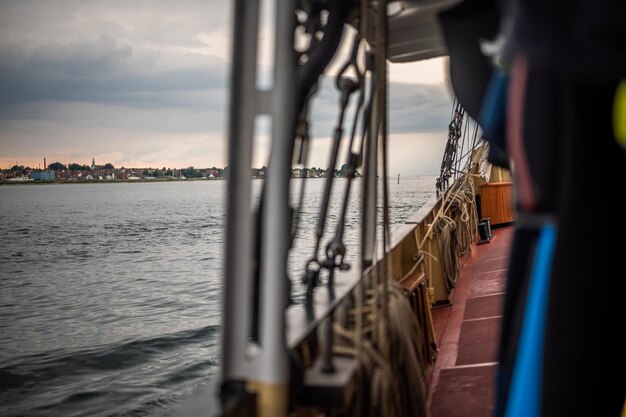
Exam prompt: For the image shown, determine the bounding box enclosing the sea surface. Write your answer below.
[0,177,436,417]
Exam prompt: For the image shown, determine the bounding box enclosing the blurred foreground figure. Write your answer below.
[440,0,626,416]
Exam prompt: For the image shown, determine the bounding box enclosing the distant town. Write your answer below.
[0,158,360,184]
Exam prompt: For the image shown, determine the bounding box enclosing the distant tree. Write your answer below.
[183,166,200,178]
[165,169,173,176]
[10,165,25,172]
[48,162,67,171]
[104,163,115,170]
[68,163,84,171]
[143,169,150,176]
[339,164,349,177]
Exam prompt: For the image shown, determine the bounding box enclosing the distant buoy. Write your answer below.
[397,174,400,184]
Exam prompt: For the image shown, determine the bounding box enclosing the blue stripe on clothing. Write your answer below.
[504,223,557,417]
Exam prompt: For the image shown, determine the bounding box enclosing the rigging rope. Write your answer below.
[328,2,429,416]
[292,4,483,416]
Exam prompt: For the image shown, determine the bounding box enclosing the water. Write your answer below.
[0,177,435,416]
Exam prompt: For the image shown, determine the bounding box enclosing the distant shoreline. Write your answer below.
[0,178,227,186]
[1,176,432,186]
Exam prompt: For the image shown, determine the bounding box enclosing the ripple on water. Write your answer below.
[0,178,435,416]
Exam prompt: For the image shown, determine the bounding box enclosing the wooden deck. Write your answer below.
[428,226,513,417]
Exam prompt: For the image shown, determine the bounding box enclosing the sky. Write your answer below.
[0,0,454,175]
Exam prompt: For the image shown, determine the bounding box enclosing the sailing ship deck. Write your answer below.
[428,226,513,417]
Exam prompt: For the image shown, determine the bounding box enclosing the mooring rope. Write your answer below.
[328,2,429,416]
[300,3,486,416]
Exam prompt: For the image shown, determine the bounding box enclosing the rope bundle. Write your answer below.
[328,1,429,413]
[333,272,429,417]
[437,176,479,290]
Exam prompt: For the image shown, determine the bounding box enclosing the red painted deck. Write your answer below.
[428,226,513,417]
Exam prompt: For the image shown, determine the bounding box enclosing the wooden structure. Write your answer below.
[479,182,515,226]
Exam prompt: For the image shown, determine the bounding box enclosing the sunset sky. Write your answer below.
[0,0,453,175]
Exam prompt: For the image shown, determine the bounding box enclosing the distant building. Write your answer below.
[30,171,55,181]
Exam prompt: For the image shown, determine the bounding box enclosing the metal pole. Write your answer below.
[221,0,260,384]
[362,69,380,270]
[255,0,296,416]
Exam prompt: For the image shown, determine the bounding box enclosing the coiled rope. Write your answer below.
[330,1,429,415]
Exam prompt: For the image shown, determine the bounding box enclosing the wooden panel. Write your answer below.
[479,182,515,225]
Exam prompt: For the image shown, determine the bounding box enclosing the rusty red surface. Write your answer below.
[428,226,513,417]
[464,294,504,320]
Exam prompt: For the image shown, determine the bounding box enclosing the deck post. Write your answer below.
[221,0,260,386]
[362,68,380,269]
[254,0,296,416]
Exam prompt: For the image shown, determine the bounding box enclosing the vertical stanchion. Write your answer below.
[254,1,296,416]
[361,57,380,270]
[221,0,261,385]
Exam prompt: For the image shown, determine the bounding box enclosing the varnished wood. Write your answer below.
[479,182,515,225]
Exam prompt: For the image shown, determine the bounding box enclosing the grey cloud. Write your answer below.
[0,0,453,174]
[0,0,232,117]
[0,0,230,46]
[0,37,228,109]
[389,83,452,133]
[18,102,224,134]
[0,0,451,142]
[0,37,449,137]
[308,76,452,138]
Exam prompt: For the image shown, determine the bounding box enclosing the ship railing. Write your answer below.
[284,163,481,406]
[174,166,482,417]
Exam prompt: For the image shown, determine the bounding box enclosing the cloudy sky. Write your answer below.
[0,0,453,175]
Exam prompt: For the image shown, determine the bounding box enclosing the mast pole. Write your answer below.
[221,0,260,386]
[362,56,380,270]
[254,0,296,415]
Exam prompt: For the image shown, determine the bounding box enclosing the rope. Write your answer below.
[333,100,484,417]
[299,6,485,417]
[329,2,428,416]
[419,130,482,290]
